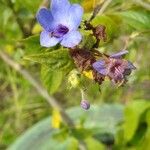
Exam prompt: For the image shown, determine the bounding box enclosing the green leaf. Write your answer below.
[8,104,123,150]
[117,10,150,30]
[15,0,41,13]
[93,133,114,146]
[91,15,118,41]
[21,34,42,54]
[52,128,69,142]
[81,34,96,49]
[41,65,63,94]
[85,137,105,150]
[146,109,150,126]
[21,34,61,55]
[138,109,150,150]
[24,49,74,73]
[67,138,78,150]
[124,100,150,142]
[70,128,93,140]
[139,128,150,150]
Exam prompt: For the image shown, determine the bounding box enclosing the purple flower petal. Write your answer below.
[127,61,136,70]
[92,60,107,75]
[51,0,71,24]
[124,69,131,76]
[110,50,128,58]
[67,4,83,30]
[37,0,83,48]
[52,24,69,38]
[97,68,107,75]
[40,30,61,47]
[36,8,54,32]
[61,30,82,48]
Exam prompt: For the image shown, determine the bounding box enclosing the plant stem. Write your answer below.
[0,50,87,150]
[98,0,112,15]
[0,51,74,126]
[88,0,113,22]
[6,0,29,37]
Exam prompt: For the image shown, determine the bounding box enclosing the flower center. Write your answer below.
[108,59,125,81]
[110,62,122,73]
[52,24,69,38]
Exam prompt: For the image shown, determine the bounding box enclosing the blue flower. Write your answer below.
[92,50,136,84]
[36,0,83,48]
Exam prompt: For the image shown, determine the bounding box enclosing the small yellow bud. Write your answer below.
[51,109,62,129]
[83,70,94,80]
[5,45,14,54]
[68,70,80,88]
[32,23,42,34]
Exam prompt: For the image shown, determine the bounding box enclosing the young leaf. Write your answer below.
[24,49,74,73]
[41,65,63,94]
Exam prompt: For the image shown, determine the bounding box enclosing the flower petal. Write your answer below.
[61,30,82,48]
[110,50,128,58]
[92,60,107,75]
[40,30,61,47]
[67,4,83,30]
[36,8,54,31]
[97,68,107,75]
[51,0,71,24]
[127,61,136,70]
[51,1,83,30]
[93,60,105,69]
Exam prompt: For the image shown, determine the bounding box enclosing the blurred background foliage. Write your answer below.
[0,0,150,149]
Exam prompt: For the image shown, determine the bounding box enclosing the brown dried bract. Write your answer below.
[69,48,95,71]
[94,25,107,42]
[84,21,107,48]
[69,48,104,85]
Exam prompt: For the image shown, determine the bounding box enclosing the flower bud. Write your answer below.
[81,100,90,110]
[68,70,80,88]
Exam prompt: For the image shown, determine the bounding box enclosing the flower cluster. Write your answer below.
[93,50,136,85]
[36,0,136,110]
